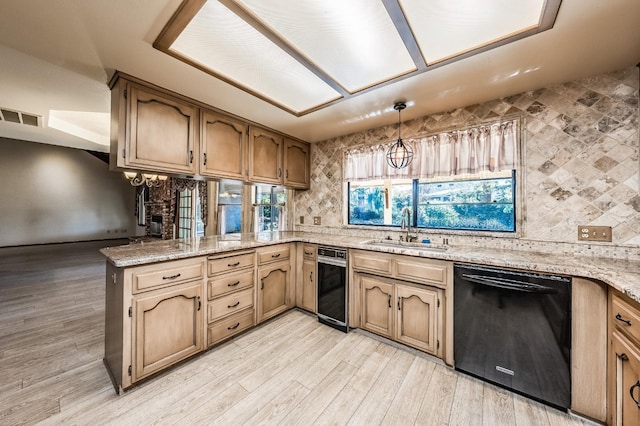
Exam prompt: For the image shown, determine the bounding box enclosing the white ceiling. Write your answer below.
[0,0,638,153]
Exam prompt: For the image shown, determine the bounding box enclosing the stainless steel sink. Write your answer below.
[363,239,449,252]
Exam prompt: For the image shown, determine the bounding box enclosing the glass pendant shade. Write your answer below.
[386,102,414,169]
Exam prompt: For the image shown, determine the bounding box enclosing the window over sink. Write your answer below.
[348,170,516,232]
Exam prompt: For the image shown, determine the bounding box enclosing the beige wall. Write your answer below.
[294,66,640,248]
[0,138,138,247]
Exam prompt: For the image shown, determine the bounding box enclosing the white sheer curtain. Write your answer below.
[344,120,517,181]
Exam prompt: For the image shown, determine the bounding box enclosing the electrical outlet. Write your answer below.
[578,225,612,242]
[299,216,304,224]
[313,216,321,225]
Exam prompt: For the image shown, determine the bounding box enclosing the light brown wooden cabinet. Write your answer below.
[111,80,198,175]
[104,256,206,392]
[609,290,640,426]
[612,331,640,426]
[249,126,283,185]
[257,244,294,323]
[284,138,310,189]
[132,281,203,381]
[396,283,441,354]
[358,273,443,356]
[200,110,248,180]
[110,73,311,189]
[298,244,317,313]
[351,249,450,360]
[206,251,256,347]
[360,275,394,338]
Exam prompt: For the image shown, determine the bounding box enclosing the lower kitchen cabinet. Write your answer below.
[258,262,291,323]
[612,330,640,426]
[361,275,394,338]
[359,273,443,356]
[298,244,317,313]
[104,256,207,392]
[256,244,294,323]
[396,284,441,355]
[132,282,204,381]
[609,289,640,425]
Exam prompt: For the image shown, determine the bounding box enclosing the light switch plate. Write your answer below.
[578,225,612,242]
[313,216,321,225]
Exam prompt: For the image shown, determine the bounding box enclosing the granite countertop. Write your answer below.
[100,231,640,302]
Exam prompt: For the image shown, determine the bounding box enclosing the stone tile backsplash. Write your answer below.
[293,66,640,259]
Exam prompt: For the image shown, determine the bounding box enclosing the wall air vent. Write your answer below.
[0,107,41,127]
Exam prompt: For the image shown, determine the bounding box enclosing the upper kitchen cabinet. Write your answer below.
[249,126,283,185]
[283,138,310,189]
[200,110,248,180]
[110,76,198,175]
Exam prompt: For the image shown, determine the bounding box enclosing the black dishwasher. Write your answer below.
[454,264,571,410]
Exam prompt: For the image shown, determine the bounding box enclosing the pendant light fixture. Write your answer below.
[386,102,414,169]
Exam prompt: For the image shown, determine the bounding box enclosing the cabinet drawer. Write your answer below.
[207,269,254,300]
[257,245,290,265]
[396,259,448,287]
[208,288,254,322]
[208,252,255,276]
[352,252,392,275]
[208,308,255,346]
[132,258,204,294]
[612,294,640,343]
[302,245,317,260]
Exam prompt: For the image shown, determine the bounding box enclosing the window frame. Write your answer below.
[344,170,521,237]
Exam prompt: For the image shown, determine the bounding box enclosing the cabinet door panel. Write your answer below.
[396,285,440,355]
[301,258,316,313]
[201,111,247,179]
[133,282,203,380]
[127,85,197,174]
[613,331,640,426]
[284,138,310,189]
[361,276,394,338]
[249,127,282,184]
[258,262,290,322]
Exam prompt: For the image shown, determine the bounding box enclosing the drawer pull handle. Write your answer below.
[228,301,240,308]
[228,262,240,267]
[630,380,640,408]
[616,313,632,326]
[271,253,281,258]
[228,281,240,287]
[227,322,240,331]
[304,251,313,255]
[388,295,391,308]
[162,273,181,280]
[197,296,201,311]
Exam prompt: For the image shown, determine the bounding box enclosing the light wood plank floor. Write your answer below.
[0,241,595,425]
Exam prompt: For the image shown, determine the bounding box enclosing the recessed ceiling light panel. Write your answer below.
[170,0,341,114]
[399,0,546,64]
[236,0,417,93]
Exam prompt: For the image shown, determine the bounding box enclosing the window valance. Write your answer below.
[344,120,517,181]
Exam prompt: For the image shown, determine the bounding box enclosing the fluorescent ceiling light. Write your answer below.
[399,0,546,64]
[170,0,341,114]
[156,0,560,116]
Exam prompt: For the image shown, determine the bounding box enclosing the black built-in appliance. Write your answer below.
[454,264,572,410]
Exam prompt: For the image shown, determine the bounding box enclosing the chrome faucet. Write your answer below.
[400,206,418,242]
